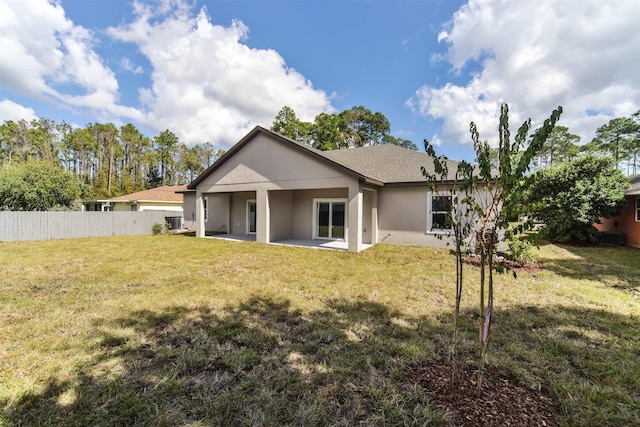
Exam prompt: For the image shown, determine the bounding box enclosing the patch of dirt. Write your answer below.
[407,360,559,427]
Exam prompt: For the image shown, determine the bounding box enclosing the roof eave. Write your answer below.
[132,200,183,204]
[362,177,384,187]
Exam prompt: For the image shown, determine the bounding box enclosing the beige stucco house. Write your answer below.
[83,185,187,213]
[183,126,460,253]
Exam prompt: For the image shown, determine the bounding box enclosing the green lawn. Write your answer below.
[1,235,638,426]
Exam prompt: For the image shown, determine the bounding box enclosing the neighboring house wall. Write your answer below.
[111,201,183,212]
[595,195,640,248]
[138,202,183,212]
[112,203,133,212]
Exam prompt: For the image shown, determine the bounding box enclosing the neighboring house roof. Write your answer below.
[109,184,188,202]
[85,185,188,203]
[626,175,640,195]
[188,126,458,189]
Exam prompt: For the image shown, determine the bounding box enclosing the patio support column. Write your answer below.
[348,183,363,253]
[370,189,378,244]
[256,188,270,244]
[195,191,205,238]
[223,193,231,234]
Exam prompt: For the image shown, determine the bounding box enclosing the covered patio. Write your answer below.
[186,126,381,253]
[208,233,373,251]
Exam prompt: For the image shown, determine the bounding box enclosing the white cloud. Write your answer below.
[0,99,37,122]
[120,58,144,75]
[408,0,640,147]
[108,1,334,146]
[0,0,140,120]
[2,0,331,148]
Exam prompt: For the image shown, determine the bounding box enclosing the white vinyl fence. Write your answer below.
[0,211,182,242]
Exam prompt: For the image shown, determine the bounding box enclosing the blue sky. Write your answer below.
[1,0,639,162]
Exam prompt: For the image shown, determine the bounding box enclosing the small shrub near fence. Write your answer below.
[151,223,164,235]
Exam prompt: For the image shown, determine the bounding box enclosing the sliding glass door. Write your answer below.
[315,200,346,240]
[246,200,256,234]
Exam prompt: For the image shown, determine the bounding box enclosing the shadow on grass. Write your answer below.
[3,298,639,426]
[2,297,442,426]
[536,244,640,296]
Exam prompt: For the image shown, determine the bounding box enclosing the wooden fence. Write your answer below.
[0,211,182,242]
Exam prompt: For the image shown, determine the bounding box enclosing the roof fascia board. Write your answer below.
[132,200,182,204]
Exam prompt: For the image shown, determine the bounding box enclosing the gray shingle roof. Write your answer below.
[109,184,187,202]
[188,126,460,189]
[322,144,459,184]
[626,175,640,195]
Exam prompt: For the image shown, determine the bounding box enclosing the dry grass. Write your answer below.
[0,235,638,426]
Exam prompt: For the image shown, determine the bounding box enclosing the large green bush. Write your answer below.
[527,155,628,243]
[0,162,84,211]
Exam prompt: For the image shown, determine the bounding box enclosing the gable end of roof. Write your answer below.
[187,126,381,189]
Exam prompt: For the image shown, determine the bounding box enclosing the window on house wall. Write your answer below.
[130,204,138,212]
[427,193,453,233]
[204,196,208,222]
[636,197,639,222]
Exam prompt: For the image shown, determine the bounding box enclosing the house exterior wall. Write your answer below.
[203,193,229,233]
[228,191,255,234]
[378,185,454,248]
[189,130,501,252]
[196,133,358,194]
[269,190,294,241]
[291,188,349,240]
[362,189,374,245]
[595,195,640,248]
[183,192,196,229]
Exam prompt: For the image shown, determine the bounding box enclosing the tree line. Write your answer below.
[530,109,640,175]
[271,105,640,176]
[1,105,637,211]
[0,119,225,202]
[270,105,418,151]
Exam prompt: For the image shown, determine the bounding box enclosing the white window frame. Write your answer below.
[426,191,453,234]
[246,199,257,234]
[203,196,208,222]
[635,197,640,222]
[312,198,348,241]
